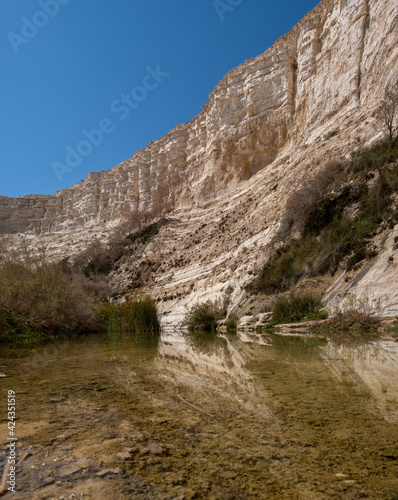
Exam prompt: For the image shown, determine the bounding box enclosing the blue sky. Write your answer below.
[0,0,319,197]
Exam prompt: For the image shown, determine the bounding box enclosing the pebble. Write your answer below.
[49,434,67,444]
[147,444,163,455]
[131,432,147,442]
[97,468,121,477]
[150,417,167,424]
[116,451,132,461]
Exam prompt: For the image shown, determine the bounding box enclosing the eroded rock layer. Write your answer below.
[1,0,397,320]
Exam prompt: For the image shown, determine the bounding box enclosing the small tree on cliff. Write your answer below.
[377,78,398,149]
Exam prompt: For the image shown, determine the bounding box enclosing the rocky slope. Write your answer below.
[1,0,397,322]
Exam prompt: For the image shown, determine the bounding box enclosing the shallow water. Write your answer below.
[1,330,398,499]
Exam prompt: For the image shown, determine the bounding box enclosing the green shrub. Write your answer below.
[101,296,160,337]
[0,308,44,347]
[252,141,398,294]
[350,141,398,174]
[272,294,327,324]
[185,300,226,332]
[226,315,237,333]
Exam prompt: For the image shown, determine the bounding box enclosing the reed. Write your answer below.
[101,296,160,337]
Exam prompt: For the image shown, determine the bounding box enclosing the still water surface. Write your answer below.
[1,330,398,499]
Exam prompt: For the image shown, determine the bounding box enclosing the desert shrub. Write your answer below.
[254,242,305,293]
[185,300,226,332]
[311,217,356,274]
[252,141,398,294]
[303,183,361,235]
[272,294,327,324]
[350,141,398,174]
[277,160,344,240]
[360,166,398,221]
[326,309,379,333]
[0,239,100,343]
[255,216,364,293]
[226,314,237,333]
[69,218,168,278]
[126,220,164,245]
[69,272,110,300]
[326,294,383,334]
[376,79,398,150]
[101,296,160,337]
[72,237,125,277]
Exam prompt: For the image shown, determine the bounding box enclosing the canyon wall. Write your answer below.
[1,0,396,235]
[1,0,397,321]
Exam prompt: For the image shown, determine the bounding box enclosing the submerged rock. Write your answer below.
[116,450,132,461]
[130,432,148,442]
[146,444,163,455]
[58,463,82,477]
[97,468,121,477]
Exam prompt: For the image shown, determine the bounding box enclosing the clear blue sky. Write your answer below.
[0,0,319,197]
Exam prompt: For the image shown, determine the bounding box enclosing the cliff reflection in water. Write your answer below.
[155,328,274,413]
[155,329,398,425]
[321,340,398,423]
[2,329,397,498]
[106,327,398,427]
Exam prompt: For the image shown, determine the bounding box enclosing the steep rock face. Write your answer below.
[2,0,396,234]
[1,0,397,320]
[324,228,398,317]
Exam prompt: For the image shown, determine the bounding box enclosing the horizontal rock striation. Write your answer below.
[1,0,397,320]
[2,0,396,235]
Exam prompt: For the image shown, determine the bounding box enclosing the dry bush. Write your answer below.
[327,310,379,332]
[279,161,343,239]
[0,238,100,340]
[377,78,398,149]
[327,294,383,333]
[70,272,110,300]
[69,212,165,278]
[72,237,123,276]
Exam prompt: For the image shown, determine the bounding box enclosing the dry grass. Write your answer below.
[0,238,100,342]
[325,294,383,334]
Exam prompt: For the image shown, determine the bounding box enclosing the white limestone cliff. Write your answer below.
[1,0,397,322]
